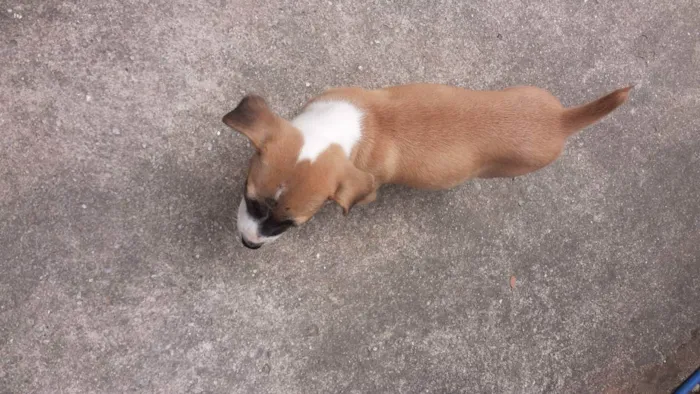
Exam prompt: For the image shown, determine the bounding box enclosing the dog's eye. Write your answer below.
[264,197,277,208]
[245,196,268,219]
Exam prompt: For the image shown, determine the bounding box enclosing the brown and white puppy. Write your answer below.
[223,84,631,249]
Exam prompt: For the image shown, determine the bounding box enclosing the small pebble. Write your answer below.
[316,253,320,259]
[358,65,364,71]
[141,143,147,148]
[305,82,311,87]
[85,94,92,102]
[81,204,87,209]
[216,130,221,136]
[195,254,200,259]
[207,143,213,151]
[111,127,121,135]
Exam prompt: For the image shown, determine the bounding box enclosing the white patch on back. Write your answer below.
[292,100,364,162]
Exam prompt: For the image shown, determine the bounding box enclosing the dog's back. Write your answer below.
[315,84,631,187]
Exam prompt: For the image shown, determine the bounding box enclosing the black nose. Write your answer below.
[241,237,262,250]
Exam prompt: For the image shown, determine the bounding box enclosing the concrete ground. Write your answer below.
[1,0,699,392]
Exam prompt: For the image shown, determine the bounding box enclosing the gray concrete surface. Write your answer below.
[1,0,699,392]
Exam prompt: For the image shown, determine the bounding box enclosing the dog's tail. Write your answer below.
[561,86,633,133]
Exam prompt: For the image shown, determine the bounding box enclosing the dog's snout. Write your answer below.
[260,217,295,237]
[241,237,262,250]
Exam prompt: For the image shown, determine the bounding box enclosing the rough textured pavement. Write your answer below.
[2,1,699,393]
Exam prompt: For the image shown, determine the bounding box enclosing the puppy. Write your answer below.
[223,84,632,249]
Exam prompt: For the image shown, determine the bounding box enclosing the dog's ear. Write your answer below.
[222,95,276,150]
[332,163,376,216]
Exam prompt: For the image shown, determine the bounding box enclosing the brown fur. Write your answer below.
[223,84,631,225]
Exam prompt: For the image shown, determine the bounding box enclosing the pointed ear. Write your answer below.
[222,95,276,149]
[332,163,376,216]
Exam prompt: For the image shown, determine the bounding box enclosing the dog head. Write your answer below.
[223,95,375,249]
